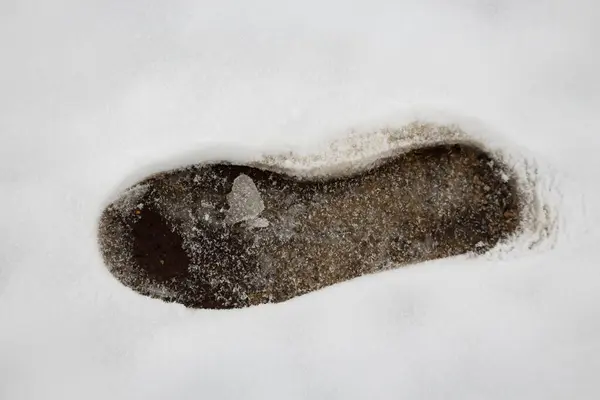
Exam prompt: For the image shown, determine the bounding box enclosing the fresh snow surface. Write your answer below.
[1,0,600,399]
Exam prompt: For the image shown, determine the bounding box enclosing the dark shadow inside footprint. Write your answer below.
[98,144,522,309]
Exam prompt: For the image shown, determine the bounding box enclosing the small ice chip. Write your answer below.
[246,217,270,229]
[225,174,265,225]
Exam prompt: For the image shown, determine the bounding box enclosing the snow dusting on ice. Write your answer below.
[1,0,600,399]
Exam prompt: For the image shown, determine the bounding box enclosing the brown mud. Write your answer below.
[98,144,521,309]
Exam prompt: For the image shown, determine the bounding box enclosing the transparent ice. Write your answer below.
[225,174,266,225]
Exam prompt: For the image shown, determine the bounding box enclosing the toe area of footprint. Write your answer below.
[98,144,522,309]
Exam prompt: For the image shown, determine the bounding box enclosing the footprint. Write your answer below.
[98,143,522,309]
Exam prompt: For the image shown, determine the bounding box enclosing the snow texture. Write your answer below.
[1,0,600,399]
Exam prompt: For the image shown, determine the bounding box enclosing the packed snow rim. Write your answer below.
[106,118,557,260]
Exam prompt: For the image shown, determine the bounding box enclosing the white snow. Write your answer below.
[2,0,600,399]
